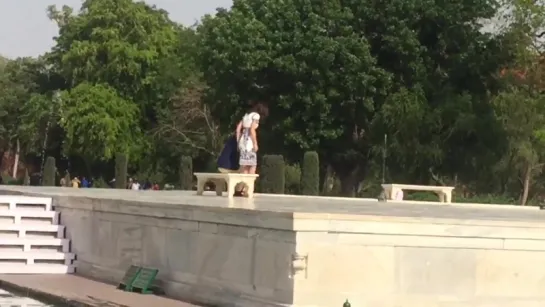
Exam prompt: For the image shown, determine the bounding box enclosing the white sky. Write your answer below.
[0,0,232,58]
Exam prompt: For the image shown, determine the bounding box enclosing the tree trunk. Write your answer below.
[521,163,532,206]
[12,139,20,179]
[339,172,358,197]
[321,165,333,194]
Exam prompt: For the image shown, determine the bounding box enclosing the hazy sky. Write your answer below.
[0,0,232,59]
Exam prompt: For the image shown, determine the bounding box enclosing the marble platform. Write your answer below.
[1,186,545,307]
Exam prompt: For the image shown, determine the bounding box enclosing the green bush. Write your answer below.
[115,153,128,189]
[93,177,109,188]
[42,156,56,186]
[1,172,22,185]
[260,155,285,194]
[285,164,301,194]
[179,156,193,190]
[301,151,319,195]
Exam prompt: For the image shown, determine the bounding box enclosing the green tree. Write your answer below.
[60,83,138,163]
[490,0,545,205]
[0,57,52,176]
[47,0,179,105]
[47,0,203,172]
[260,155,286,194]
[42,156,56,186]
[115,153,128,189]
[198,0,507,196]
[301,151,319,195]
[179,156,193,190]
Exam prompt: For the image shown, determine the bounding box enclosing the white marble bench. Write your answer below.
[381,184,454,203]
[194,173,259,198]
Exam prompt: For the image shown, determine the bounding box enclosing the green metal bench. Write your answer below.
[117,265,159,294]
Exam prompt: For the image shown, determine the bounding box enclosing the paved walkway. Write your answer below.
[0,274,199,307]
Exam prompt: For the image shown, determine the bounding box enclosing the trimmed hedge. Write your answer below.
[179,156,193,190]
[285,164,301,194]
[42,156,56,186]
[301,151,319,195]
[260,155,285,194]
[115,153,128,189]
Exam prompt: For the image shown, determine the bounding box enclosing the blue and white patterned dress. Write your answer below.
[238,112,260,166]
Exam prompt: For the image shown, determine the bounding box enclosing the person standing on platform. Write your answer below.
[235,102,268,195]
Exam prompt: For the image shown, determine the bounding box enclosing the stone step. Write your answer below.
[0,251,74,261]
[0,210,58,224]
[0,237,69,252]
[0,196,52,211]
[0,263,74,274]
[0,223,64,238]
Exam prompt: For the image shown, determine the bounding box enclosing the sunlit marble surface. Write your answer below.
[0,185,544,223]
[0,288,53,306]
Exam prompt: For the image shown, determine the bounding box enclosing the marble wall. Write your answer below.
[44,195,545,307]
[53,197,297,307]
[290,215,545,307]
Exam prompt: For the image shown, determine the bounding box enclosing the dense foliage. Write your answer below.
[42,156,56,186]
[301,151,320,195]
[1,0,544,205]
[260,155,286,194]
[179,156,193,190]
[115,153,128,189]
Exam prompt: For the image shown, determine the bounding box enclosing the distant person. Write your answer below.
[127,177,133,189]
[71,177,80,188]
[131,180,140,190]
[152,183,160,190]
[143,180,152,190]
[60,177,66,187]
[81,177,89,188]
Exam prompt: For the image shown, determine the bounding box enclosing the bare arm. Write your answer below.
[236,121,242,141]
[250,122,258,151]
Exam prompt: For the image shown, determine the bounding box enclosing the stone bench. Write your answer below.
[194,173,259,199]
[381,184,454,203]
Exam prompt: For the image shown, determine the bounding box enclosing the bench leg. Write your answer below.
[227,179,237,199]
[390,188,401,200]
[245,181,256,198]
[214,179,224,196]
[196,179,206,196]
[382,187,392,200]
[445,191,452,203]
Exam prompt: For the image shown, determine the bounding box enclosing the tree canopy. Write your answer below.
[0,0,544,204]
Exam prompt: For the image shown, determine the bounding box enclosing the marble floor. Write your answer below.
[0,274,198,307]
[0,185,544,223]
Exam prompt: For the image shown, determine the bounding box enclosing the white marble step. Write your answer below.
[0,237,69,252]
[0,251,74,261]
[0,263,74,274]
[0,210,58,224]
[0,196,52,211]
[0,223,64,238]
